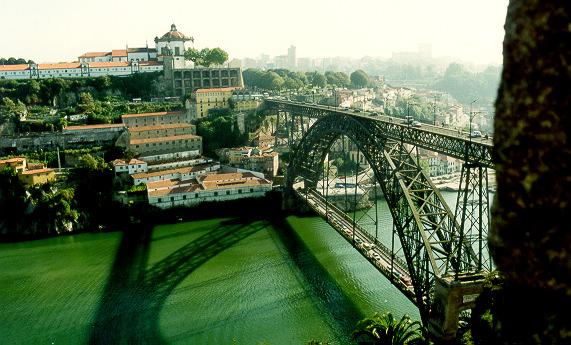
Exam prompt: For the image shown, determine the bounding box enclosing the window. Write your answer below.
[158,198,162,203]
[226,191,230,195]
[238,189,242,194]
[183,195,186,200]
[195,193,198,198]
[171,197,174,201]
[250,188,254,193]
[214,192,218,196]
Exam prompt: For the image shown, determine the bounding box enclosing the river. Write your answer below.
[0,192,480,344]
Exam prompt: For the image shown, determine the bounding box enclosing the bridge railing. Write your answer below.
[266,99,493,168]
[298,188,411,279]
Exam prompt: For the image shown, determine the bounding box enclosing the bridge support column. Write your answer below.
[428,275,484,342]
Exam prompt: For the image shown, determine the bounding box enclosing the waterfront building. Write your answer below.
[144,156,213,172]
[132,162,219,185]
[146,171,272,209]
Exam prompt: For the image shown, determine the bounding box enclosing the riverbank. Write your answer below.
[0,190,284,243]
[432,171,497,192]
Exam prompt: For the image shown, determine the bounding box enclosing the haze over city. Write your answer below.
[0,0,509,65]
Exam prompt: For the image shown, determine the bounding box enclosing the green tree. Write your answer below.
[243,68,265,88]
[71,154,113,227]
[261,71,285,90]
[350,69,371,88]
[184,47,203,65]
[311,72,327,88]
[0,167,28,233]
[325,71,350,87]
[78,92,95,114]
[352,313,424,345]
[185,47,229,67]
[205,47,229,66]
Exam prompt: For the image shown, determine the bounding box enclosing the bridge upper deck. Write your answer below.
[265,99,494,168]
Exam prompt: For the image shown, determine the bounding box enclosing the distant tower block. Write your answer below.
[288,45,297,69]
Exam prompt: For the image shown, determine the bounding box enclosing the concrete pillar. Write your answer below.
[428,275,484,342]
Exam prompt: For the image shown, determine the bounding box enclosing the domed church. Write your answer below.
[155,24,194,58]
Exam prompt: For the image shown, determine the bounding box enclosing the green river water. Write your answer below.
[0,209,426,344]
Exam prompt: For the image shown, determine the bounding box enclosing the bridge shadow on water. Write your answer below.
[89,214,363,344]
[89,218,267,344]
[269,216,364,342]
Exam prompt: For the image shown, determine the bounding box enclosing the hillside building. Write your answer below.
[0,157,27,172]
[146,171,272,209]
[111,159,148,175]
[187,87,238,119]
[219,146,279,177]
[121,111,202,157]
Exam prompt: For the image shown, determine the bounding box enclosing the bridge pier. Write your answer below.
[428,275,485,342]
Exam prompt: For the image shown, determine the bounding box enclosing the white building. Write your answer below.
[154,24,193,58]
[0,61,163,80]
[111,159,148,175]
[132,163,219,185]
[147,172,272,209]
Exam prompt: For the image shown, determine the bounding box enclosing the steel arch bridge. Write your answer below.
[266,99,493,340]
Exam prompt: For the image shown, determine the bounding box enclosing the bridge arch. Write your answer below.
[286,113,469,323]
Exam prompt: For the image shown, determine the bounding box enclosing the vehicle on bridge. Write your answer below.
[469,130,483,138]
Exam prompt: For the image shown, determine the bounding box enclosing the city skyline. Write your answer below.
[0,0,509,65]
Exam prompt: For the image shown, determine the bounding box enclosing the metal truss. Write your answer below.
[286,113,488,325]
[453,163,493,275]
[267,100,493,168]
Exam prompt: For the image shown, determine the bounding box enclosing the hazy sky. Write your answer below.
[0,0,509,64]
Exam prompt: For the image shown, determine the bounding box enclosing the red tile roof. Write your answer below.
[89,61,130,68]
[20,168,54,175]
[194,87,240,94]
[122,111,184,119]
[38,63,81,70]
[0,157,26,164]
[79,52,110,58]
[132,163,211,179]
[148,183,201,196]
[128,123,192,132]
[112,50,127,57]
[139,61,162,66]
[64,123,125,131]
[130,134,201,145]
[112,158,146,166]
[0,64,29,71]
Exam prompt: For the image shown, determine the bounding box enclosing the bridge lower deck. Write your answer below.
[295,188,416,302]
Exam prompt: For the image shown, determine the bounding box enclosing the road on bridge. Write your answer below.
[270,99,493,146]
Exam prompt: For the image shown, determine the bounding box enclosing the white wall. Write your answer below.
[148,184,272,209]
